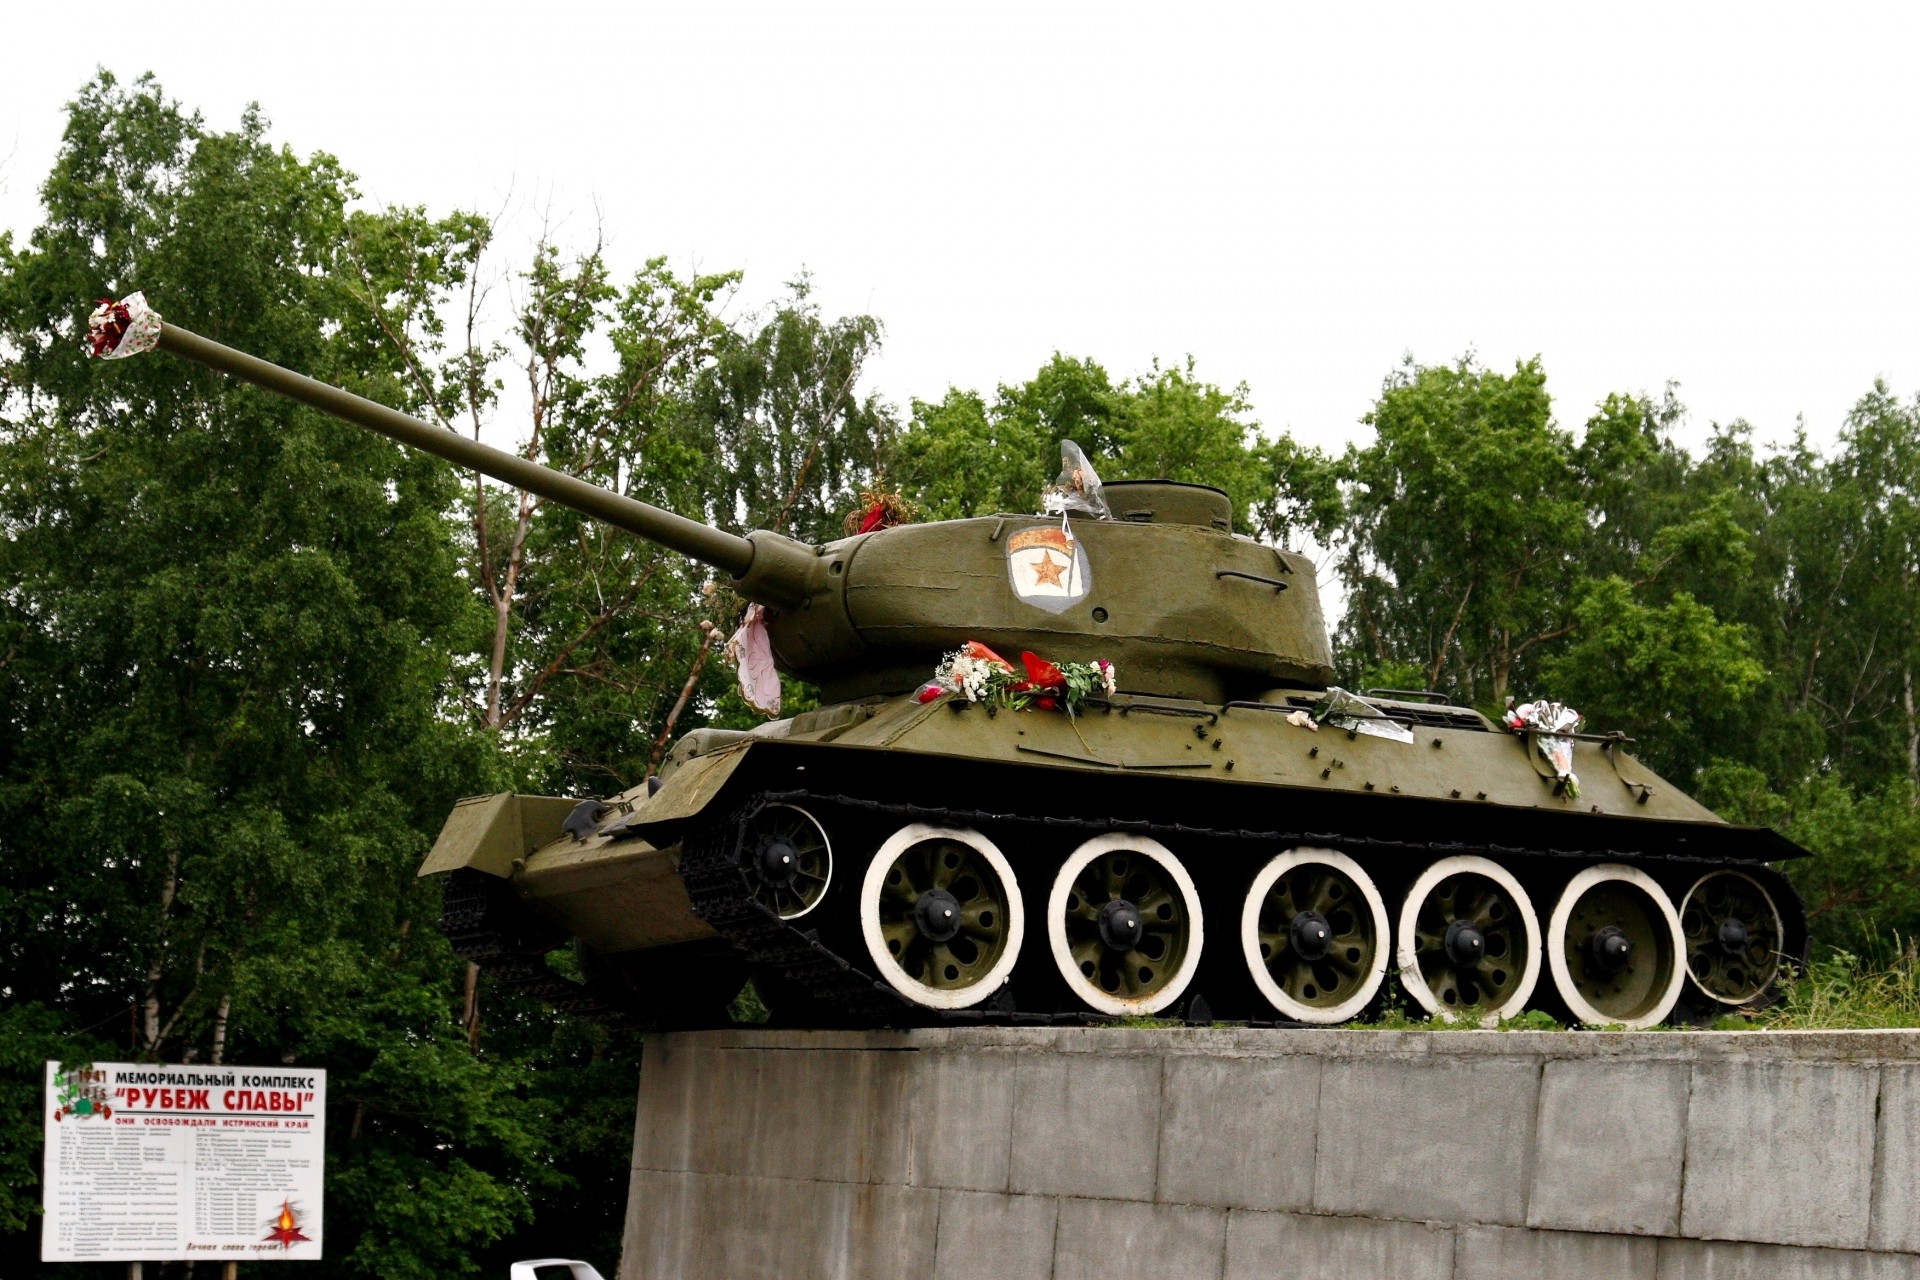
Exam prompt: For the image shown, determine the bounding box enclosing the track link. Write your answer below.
[439,868,638,1027]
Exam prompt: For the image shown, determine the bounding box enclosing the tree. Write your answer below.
[0,73,579,1279]
[1336,357,1586,703]
[888,352,1334,542]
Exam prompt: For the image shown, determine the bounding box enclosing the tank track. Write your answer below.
[439,868,638,1027]
[679,787,1803,1029]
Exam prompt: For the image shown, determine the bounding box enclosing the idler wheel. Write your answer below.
[1396,856,1541,1025]
[1546,864,1685,1028]
[859,823,1023,1010]
[1241,848,1390,1024]
[1047,834,1203,1016]
[740,803,832,921]
[1679,870,1784,1005]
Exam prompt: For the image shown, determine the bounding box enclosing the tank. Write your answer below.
[119,303,1810,1029]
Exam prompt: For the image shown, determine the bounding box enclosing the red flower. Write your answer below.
[1021,651,1064,689]
[87,298,132,357]
[964,640,1012,670]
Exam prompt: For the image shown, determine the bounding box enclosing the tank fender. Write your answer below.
[417,793,582,879]
[626,741,755,841]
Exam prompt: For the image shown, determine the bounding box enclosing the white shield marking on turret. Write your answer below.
[1007,526,1092,614]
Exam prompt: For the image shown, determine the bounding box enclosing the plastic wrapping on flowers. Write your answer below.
[1506,699,1583,798]
[1040,440,1112,520]
[1312,686,1414,744]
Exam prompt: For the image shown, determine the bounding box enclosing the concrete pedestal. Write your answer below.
[620,1027,1920,1279]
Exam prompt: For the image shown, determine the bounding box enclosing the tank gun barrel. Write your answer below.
[156,321,760,578]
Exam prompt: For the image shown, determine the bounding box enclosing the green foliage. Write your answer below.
[1701,767,1920,953]
[1541,578,1763,778]
[889,352,1336,540]
[893,386,1049,520]
[1338,357,1582,704]
[1752,942,1920,1030]
[0,1010,105,1236]
[0,72,905,1279]
[0,72,546,1279]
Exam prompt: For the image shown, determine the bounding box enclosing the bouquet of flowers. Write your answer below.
[915,641,1115,716]
[1506,699,1582,798]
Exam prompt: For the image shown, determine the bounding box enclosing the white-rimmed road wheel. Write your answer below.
[741,803,833,920]
[1241,848,1391,1024]
[1396,856,1541,1026]
[1047,834,1203,1016]
[859,824,1024,1010]
[1547,864,1686,1028]
[1679,870,1784,1005]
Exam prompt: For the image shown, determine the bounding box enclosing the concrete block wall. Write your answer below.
[619,1027,1920,1279]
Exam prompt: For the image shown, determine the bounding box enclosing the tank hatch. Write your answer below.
[1102,480,1233,532]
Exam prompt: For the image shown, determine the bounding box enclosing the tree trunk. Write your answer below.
[463,961,482,1052]
[1905,665,1919,800]
[1490,632,1512,710]
[141,849,181,1052]
[648,632,717,774]
[209,992,231,1066]
[486,594,513,729]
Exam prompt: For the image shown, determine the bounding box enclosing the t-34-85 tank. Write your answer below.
[100,295,1808,1028]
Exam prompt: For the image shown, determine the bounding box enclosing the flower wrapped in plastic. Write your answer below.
[1506,699,1582,798]
[1311,686,1414,744]
[85,292,164,360]
[1040,440,1111,520]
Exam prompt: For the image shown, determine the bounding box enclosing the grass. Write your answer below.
[1735,940,1920,1030]
[722,947,1920,1032]
[1344,977,1565,1031]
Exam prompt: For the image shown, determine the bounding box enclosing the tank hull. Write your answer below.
[438,690,1808,1029]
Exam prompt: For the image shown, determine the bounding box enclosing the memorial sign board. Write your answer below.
[42,1061,325,1263]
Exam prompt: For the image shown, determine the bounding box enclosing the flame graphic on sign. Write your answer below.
[264,1199,311,1249]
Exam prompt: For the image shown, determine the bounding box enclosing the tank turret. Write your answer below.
[97,294,1809,1033]
[144,315,1333,704]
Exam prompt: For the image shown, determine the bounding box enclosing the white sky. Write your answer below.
[4,2,1917,460]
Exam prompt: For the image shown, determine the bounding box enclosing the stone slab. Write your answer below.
[1656,1237,1920,1280]
[1682,1061,1880,1249]
[1455,1224,1657,1279]
[619,1170,698,1280]
[1009,1052,1162,1201]
[1223,1209,1453,1280]
[734,1046,911,1185]
[1314,1054,1540,1225]
[1872,1064,1920,1253]
[1529,1057,1687,1236]
[1157,1055,1321,1212]
[621,1170,937,1280]
[693,1025,1920,1065]
[635,1038,910,1184]
[932,1190,1058,1280]
[1052,1198,1225,1280]
[909,1048,1019,1192]
[631,1036,711,1171]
